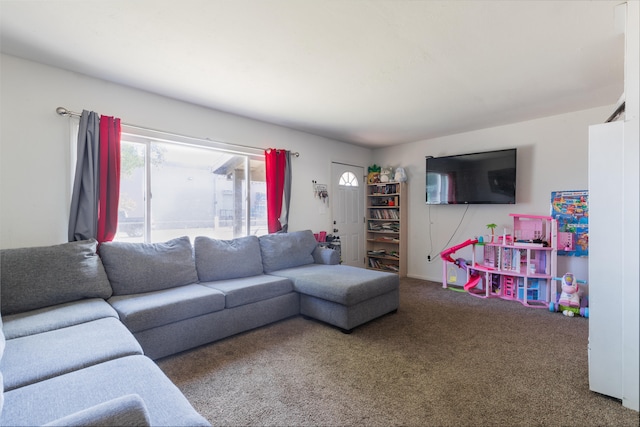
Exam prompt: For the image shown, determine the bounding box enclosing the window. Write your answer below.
[116,130,266,243]
[339,171,359,186]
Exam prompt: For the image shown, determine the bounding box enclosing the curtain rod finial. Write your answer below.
[56,107,81,118]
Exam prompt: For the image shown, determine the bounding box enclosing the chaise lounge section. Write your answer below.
[0,230,399,425]
[259,231,400,332]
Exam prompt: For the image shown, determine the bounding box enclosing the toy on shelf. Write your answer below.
[486,223,497,243]
[367,164,381,184]
[549,273,589,317]
[379,166,393,183]
[394,167,407,182]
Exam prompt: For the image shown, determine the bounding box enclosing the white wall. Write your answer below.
[0,54,372,249]
[0,54,617,285]
[372,105,614,284]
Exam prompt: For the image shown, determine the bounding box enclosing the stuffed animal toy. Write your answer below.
[558,273,581,317]
[394,167,407,182]
[367,164,381,184]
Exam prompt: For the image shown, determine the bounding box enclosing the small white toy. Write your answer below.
[558,273,580,308]
[394,167,407,182]
[550,273,588,317]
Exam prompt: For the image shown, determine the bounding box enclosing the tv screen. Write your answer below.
[426,148,517,204]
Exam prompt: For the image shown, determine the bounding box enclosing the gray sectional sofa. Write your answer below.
[0,230,399,426]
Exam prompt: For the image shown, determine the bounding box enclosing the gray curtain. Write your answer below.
[279,151,292,233]
[68,110,100,241]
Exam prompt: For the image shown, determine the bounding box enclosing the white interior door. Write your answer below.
[331,163,364,267]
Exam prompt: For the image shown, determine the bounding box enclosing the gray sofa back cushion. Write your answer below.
[0,240,112,316]
[1,316,5,417]
[99,237,198,295]
[259,230,317,273]
[194,236,263,281]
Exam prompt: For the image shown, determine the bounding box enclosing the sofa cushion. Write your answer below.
[194,235,263,281]
[259,230,317,273]
[43,394,151,427]
[108,284,226,333]
[200,274,293,308]
[1,316,5,417]
[2,299,118,340]
[269,264,399,306]
[0,317,143,392]
[99,236,198,295]
[0,355,210,427]
[0,239,112,315]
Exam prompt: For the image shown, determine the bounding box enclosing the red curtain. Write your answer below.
[97,116,121,243]
[265,148,287,233]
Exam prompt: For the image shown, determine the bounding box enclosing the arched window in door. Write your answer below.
[339,171,359,187]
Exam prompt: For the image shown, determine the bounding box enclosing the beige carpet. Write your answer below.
[158,278,639,426]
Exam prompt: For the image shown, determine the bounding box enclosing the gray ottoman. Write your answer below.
[268,264,399,332]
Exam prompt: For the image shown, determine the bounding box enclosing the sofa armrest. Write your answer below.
[43,394,151,427]
[312,246,340,265]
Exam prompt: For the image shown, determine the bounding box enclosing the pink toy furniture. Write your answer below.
[441,214,558,309]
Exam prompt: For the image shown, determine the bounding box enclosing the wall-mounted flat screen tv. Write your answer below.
[426,148,517,204]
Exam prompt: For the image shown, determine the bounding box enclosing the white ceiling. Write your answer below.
[0,0,625,148]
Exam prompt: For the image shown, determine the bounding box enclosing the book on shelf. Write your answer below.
[367,249,399,259]
[369,209,399,220]
[368,258,399,272]
[368,222,400,232]
[377,236,398,242]
[368,249,387,256]
[370,183,398,195]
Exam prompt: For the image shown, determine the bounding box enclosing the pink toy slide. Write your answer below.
[463,274,482,291]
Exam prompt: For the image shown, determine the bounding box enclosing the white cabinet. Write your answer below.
[588,121,625,401]
[588,0,638,411]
